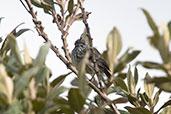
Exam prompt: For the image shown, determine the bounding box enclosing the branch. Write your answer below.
[51,2,80,63]
[20,0,77,74]
[20,1,120,114]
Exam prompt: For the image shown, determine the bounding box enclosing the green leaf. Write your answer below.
[124,50,141,63]
[127,65,136,95]
[114,77,128,93]
[33,42,50,66]
[114,49,140,73]
[68,0,74,16]
[68,88,85,113]
[112,97,128,104]
[31,0,43,8]
[134,67,138,85]
[0,37,2,43]
[9,37,23,65]
[32,99,46,113]
[125,106,152,114]
[35,66,50,85]
[146,76,171,92]
[0,23,28,60]
[152,89,162,107]
[15,28,31,37]
[144,73,154,100]
[142,8,159,36]
[136,61,163,70]
[107,27,122,72]
[51,72,71,87]
[155,100,171,114]
[0,17,4,25]
[168,21,171,39]
[4,100,23,114]
[78,52,89,97]
[14,66,39,97]
[46,86,66,101]
[0,64,13,104]
[158,24,170,64]
[92,107,105,114]
[160,107,171,114]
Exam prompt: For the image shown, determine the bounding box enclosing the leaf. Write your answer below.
[114,49,140,73]
[134,67,138,85]
[124,50,141,63]
[24,42,32,64]
[35,66,50,85]
[146,76,171,92]
[33,42,50,66]
[31,0,43,8]
[160,107,171,114]
[107,27,122,72]
[154,100,171,114]
[68,0,74,16]
[112,97,128,104]
[51,72,71,87]
[0,64,13,104]
[127,65,136,95]
[14,66,39,97]
[9,36,23,65]
[4,100,23,114]
[168,21,171,39]
[152,89,162,107]
[78,52,89,97]
[125,106,152,114]
[136,61,163,70]
[32,99,46,113]
[144,73,154,100]
[0,36,2,43]
[0,17,4,24]
[114,78,128,93]
[92,107,105,114]
[15,28,31,37]
[40,0,54,14]
[158,24,170,63]
[142,8,159,35]
[68,88,85,113]
[46,86,66,101]
[0,23,28,60]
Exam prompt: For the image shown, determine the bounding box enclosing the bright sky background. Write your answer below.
[0,0,171,112]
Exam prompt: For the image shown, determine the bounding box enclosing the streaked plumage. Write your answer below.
[71,38,111,78]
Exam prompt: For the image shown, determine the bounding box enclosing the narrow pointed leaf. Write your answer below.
[125,106,152,114]
[127,65,136,94]
[51,72,71,87]
[114,77,128,93]
[14,66,39,97]
[9,36,23,65]
[0,64,13,104]
[142,8,159,35]
[68,0,74,16]
[68,88,85,113]
[46,86,66,101]
[107,27,122,71]
[144,73,154,100]
[134,67,138,85]
[78,52,88,97]
[33,42,50,66]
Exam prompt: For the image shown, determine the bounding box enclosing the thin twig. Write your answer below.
[20,0,120,114]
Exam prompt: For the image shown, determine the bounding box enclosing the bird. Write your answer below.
[71,34,111,79]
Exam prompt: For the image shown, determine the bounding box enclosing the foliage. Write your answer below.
[0,0,171,114]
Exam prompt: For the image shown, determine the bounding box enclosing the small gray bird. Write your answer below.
[71,35,111,79]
